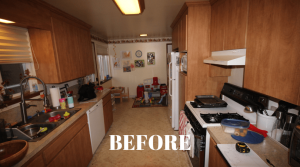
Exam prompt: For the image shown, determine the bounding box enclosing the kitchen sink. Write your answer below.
[10,108,81,142]
[19,123,57,142]
[29,109,80,123]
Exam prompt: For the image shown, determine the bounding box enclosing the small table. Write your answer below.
[111,87,125,103]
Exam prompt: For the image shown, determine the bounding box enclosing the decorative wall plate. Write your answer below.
[135,50,142,58]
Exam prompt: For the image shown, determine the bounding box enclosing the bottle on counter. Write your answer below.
[59,98,66,109]
[280,113,295,147]
[67,96,74,109]
[271,111,284,141]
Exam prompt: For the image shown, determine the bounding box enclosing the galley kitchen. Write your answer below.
[0,0,299,167]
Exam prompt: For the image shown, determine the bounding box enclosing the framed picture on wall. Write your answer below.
[112,57,121,69]
[134,60,145,68]
[121,51,132,59]
[123,60,131,72]
[147,52,155,65]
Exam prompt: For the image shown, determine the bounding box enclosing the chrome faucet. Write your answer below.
[20,76,48,124]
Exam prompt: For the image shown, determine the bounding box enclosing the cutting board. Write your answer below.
[217,144,268,167]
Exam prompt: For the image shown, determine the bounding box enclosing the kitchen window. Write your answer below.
[0,23,39,108]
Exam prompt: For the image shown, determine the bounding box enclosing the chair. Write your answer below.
[122,87,129,100]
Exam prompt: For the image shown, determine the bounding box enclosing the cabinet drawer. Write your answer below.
[43,114,87,164]
[102,92,111,106]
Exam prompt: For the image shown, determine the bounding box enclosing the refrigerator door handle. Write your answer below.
[169,62,172,97]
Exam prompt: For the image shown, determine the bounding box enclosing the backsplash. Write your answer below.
[0,100,44,124]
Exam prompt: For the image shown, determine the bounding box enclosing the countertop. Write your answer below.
[207,126,290,167]
[14,88,111,167]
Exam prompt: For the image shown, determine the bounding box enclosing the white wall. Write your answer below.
[108,42,169,97]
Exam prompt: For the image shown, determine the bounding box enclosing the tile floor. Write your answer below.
[88,98,191,167]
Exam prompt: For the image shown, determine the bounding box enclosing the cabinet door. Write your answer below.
[172,23,179,50]
[51,17,94,82]
[223,0,248,50]
[103,100,113,133]
[180,11,188,51]
[209,137,229,167]
[47,124,92,167]
[28,28,60,83]
[179,72,186,110]
[244,0,300,105]
[210,0,226,51]
[24,154,45,167]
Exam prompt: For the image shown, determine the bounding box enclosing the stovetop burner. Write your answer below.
[200,113,248,123]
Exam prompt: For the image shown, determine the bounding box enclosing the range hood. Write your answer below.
[204,49,246,66]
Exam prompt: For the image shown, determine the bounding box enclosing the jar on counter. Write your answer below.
[59,98,66,109]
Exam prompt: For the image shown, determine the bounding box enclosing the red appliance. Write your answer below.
[137,85,144,98]
[160,84,168,96]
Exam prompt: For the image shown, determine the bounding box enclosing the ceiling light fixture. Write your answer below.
[113,0,145,15]
[140,34,147,37]
[0,18,15,24]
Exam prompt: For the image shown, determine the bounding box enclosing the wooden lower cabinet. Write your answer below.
[47,124,92,167]
[25,154,45,167]
[103,99,113,133]
[22,114,92,167]
[209,137,229,167]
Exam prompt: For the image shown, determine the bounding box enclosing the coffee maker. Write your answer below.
[289,115,300,166]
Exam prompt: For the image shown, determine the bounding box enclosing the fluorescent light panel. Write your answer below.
[0,18,15,24]
[140,34,147,36]
[114,0,141,15]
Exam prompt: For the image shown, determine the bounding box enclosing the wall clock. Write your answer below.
[135,50,142,58]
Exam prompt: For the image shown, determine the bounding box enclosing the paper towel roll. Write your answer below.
[50,88,60,107]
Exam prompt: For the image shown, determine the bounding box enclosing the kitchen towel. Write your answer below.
[231,131,264,144]
[50,87,60,107]
[179,110,189,138]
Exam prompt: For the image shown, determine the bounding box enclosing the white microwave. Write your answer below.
[181,54,187,72]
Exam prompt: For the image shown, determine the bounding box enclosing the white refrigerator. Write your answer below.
[168,52,180,130]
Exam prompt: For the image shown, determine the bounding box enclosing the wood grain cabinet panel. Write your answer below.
[171,2,228,101]
[210,0,226,51]
[209,137,229,167]
[28,29,60,83]
[103,100,113,133]
[211,0,249,51]
[180,11,188,52]
[172,23,179,50]
[224,0,248,50]
[47,124,92,167]
[28,16,94,84]
[23,154,45,167]
[43,114,87,164]
[244,0,300,105]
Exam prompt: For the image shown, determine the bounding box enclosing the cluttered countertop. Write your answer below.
[207,126,290,167]
[13,88,111,167]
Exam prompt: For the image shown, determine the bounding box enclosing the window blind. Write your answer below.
[96,44,108,55]
[0,24,33,64]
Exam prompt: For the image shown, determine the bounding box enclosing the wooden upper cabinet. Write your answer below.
[180,11,188,52]
[211,0,226,51]
[211,0,248,51]
[244,0,300,105]
[223,0,248,50]
[28,16,94,83]
[172,23,179,50]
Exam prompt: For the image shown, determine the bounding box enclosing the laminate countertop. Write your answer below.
[207,126,290,167]
[14,88,111,167]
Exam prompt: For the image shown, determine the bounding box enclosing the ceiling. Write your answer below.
[43,0,208,40]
